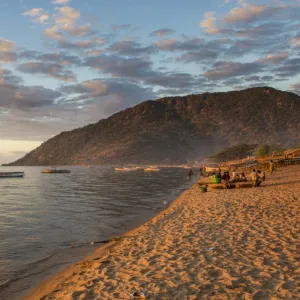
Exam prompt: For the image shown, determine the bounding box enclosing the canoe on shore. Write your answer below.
[42,169,71,174]
[197,181,254,189]
[0,172,25,178]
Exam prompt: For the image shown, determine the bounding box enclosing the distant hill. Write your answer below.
[6,87,300,166]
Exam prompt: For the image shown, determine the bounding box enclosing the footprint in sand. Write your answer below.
[207,269,223,279]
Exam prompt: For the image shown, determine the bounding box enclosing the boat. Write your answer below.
[114,167,136,172]
[0,172,25,178]
[41,169,71,174]
[144,167,160,172]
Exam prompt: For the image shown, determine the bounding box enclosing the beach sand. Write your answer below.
[25,165,300,300]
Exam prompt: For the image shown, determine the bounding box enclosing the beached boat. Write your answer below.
[42,169,71,174]
[144,167,160,172]
[0,172,25,178]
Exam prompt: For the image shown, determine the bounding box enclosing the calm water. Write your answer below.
[0,166,195,299]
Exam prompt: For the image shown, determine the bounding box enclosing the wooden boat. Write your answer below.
[0,172,24,178]
[114,167,136,172]
[144,167,160,172]
[42,169,71,174]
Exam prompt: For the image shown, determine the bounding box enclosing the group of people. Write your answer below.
[190,160,276,188]
[210,168,266,188]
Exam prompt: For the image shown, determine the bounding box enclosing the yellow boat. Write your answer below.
[144,167,160,172]
[114,167,136,172]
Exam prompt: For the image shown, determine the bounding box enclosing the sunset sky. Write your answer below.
[0,0,300,163]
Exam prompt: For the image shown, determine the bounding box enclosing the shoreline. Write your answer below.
[23,179,197,300]
[25,166,299,299]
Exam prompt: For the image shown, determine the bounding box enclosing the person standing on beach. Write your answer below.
[269,160,276,175]
[188,169,194,179]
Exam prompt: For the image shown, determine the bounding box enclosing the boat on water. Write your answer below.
[144,167,160,172]
[0,172,25,178]
[114,167,136,172]
[42,169,71,174]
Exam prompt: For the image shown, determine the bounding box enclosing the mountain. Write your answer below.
[6,87,300,166]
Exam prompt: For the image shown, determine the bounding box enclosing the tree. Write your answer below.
[256,144,271,158]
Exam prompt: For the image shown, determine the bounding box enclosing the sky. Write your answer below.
[0,0,300,163]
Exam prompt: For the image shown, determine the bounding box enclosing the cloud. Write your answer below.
[18,50,82,66]
[55,6,80,26]
[108,40,156,56]
[0,39,15,52]
[150,28,175,37]
[290,35,300,48]
[53,0,70,5]
[62,23,94,36]
[177,50,218,64]
[22,8,44,17]
[200,12,220,34]
[44,5,95,42]
[57,38,105,50]
[59,78,157,116]
[224,1,273,23]
[273,58,300,77]
[44,25,65,40]
[204,61,262,80]
[22,8,49,24]
[0,40,16,62]
[155,39,179,51]
[259,52,289,64]
[17,62,77,82]
[0,68,61,110]
[84,54,153,78]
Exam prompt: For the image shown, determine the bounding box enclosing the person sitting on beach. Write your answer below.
[250,169,259,187]
[230,170,240,182]
[222,171,231,188]
[239,173,247,181]
[256,170,266,187]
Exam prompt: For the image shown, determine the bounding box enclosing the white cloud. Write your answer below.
[44,25,65,41]
[0,39,15,52]
[55,6,80,26]
[53,0,70,4]
[22,8,43,17]
[22,8,49,24]
[200,12,220,34]
[225,1,271,23]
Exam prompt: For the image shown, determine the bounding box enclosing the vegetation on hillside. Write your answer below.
[210,144,258,163]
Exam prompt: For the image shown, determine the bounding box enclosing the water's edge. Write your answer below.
[22,178,197,300]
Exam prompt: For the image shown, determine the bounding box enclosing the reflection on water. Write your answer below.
[0,166,195,299]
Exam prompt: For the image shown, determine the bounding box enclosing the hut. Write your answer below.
[283,148,300,159]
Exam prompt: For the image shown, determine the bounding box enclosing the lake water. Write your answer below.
[0,166,196,299]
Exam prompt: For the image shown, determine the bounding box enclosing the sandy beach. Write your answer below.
[25,165,300,300]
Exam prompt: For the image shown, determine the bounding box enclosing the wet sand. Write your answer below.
[25,165,300,299]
